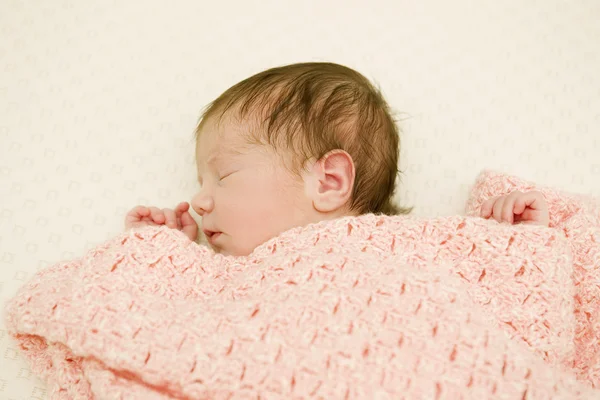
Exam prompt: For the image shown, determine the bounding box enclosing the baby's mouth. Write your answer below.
[203,229,222,244]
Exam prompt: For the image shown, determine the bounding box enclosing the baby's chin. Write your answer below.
[204,234,264,257]
[208,243,254,258]
[208,244,224,255]
[208,243,234,257]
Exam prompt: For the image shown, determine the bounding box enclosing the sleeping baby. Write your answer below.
[124,62,549,256]
[10,61,600,399]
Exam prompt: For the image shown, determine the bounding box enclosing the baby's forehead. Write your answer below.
[199,112,256,142]
[195,117,262,162]
[195,135,236,165]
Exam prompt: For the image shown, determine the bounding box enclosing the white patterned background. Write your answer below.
[1,0,599,398]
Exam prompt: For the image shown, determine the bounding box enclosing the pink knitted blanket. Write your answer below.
[5,172,600,399]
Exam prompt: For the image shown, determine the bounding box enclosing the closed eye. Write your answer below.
[219,171,237,181]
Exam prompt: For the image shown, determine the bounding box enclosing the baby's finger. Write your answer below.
[124,206,150,228]
[175,202,190,214]
[180,211,198,241]
[513,196,527,215]
[502,191,522,223]
[480,197,497,218]
[521,191,545,210]
[174,203,190,230]
[519,208,538,223]
[163,208,177,228]
[149,207,166,224]
[126,205,150,219]
[134,206,151,218]
[492,196,506,223]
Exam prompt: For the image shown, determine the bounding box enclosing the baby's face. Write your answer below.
[191,116,313,256]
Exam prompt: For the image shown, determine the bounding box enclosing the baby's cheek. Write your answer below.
[235,188,273,221]
[225,184,287,250]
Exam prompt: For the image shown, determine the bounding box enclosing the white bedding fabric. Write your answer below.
[1,0,599,398]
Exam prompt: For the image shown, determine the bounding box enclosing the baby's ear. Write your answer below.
[305,150,355,213]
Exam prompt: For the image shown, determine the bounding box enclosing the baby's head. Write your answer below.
[192,62,408,256]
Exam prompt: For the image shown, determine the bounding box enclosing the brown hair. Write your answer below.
[195,62,410,215]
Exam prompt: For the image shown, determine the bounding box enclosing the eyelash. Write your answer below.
[219,171,235,181]
[197,171,236,187]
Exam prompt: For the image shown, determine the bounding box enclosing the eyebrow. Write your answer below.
[206,147,246,165]
[197,152,225,171]
[197,151,240,181]
[206,154,221,166]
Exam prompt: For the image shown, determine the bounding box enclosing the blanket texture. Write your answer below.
[467,170,600,387]
[4,172,600,399]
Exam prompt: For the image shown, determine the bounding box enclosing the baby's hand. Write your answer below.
[124,202,198,241]
[480,190,550,227]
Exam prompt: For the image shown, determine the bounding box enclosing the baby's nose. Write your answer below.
[191,191,214,216]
